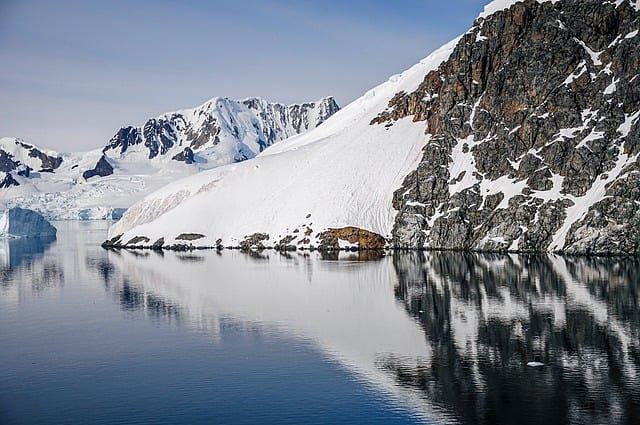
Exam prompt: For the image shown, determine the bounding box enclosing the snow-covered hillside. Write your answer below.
[106,38,460,248]
[0,97,338,219]
[108,0,640,255]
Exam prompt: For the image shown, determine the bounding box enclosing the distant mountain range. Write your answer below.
[0,96,339,219]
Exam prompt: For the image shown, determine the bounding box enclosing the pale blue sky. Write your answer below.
[0,0,488,150]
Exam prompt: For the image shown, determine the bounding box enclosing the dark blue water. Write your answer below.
[1,222,639,424]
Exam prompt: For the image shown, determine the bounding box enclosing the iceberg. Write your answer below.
[0,208,57,239]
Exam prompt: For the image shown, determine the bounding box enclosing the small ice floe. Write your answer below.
[527,361,545,367]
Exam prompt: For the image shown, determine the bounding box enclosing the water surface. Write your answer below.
[1,222,638,424]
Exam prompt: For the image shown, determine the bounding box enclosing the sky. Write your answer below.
[0,0,489,151]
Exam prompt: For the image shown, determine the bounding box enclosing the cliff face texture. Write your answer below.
[378,0,640,254]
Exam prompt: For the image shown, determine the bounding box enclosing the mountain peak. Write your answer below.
[103,95,340,164]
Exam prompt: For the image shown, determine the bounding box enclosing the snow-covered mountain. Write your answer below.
[0,96,339,219]
[108,0,640,255]
[102,96,340,166]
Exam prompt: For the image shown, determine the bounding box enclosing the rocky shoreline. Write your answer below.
[101,226,638,257]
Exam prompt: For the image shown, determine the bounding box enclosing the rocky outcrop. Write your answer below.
[82,155,114,180]
[0,173,19,188]
[317,227,387,250]
[239,233,270,251]
[376,0,640,254]
[175,233,205,241]
[126,235,150,245]
[28,147,63,170]
[171,147,195,164]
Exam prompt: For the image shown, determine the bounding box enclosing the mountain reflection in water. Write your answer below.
[1,222,638,425]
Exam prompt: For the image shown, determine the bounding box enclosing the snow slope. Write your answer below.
[108,38,461,246]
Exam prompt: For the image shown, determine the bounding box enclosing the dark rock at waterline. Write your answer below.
[317,227,387,251]
[175,233,205,241]
[239,233,270,251]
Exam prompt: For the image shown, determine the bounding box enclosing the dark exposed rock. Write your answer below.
[0,172,19,188]
[172,147,195,164]
[104,126,142,155]
[83,155,114,180]
[106,234,122,245]
[187,115,221,150]
[175,233,205,241]
[143,116,181,159]
[0,140,63,176]
[0,150,18,173]
[28,148,62,170]
[239,233,270,251]
[126,236,150,245]
[17,167,31,177]
[152,238,165,250]
[275,235,297,251]
[376,0,640,254]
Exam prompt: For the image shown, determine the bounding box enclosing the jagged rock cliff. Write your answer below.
[377,0,640,255]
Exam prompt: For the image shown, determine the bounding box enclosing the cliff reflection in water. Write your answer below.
[95,247,640,424]
[391,252,640,425]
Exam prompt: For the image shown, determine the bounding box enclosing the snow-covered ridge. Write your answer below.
[107,37,461,246]
[104,96,340,166]
[1,96,339,220]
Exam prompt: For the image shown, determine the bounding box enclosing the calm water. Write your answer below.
[1,222,639,425]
